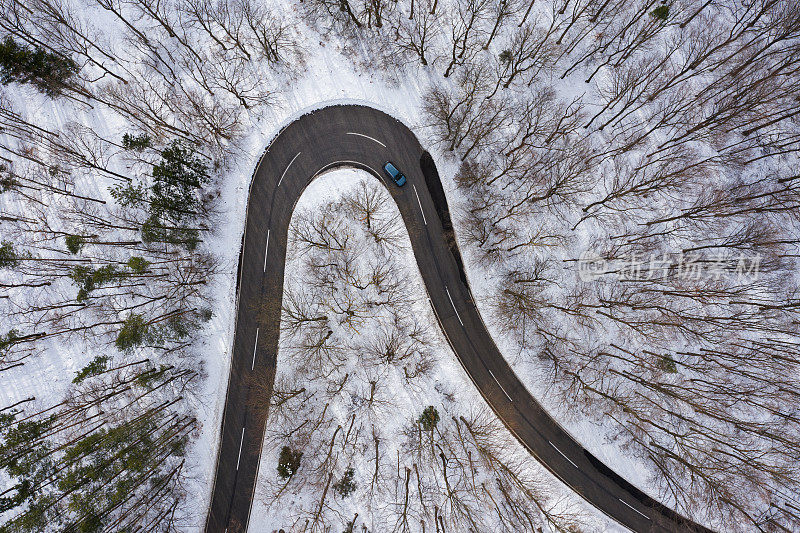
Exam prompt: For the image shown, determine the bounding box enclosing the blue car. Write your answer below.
[383,161,407,187]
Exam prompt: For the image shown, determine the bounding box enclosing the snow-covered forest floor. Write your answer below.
[1,0,799,531]
[249,170,613,532]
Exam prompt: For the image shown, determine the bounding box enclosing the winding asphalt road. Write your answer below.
[204,105,713,533]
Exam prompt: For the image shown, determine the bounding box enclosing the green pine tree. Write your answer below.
[657,354,678,373]
[109,182,147,209]
[0,330,21,356]
[126,256,151,274]
[73,356,110,384]
[0,164,17,193]
[65,235,85,255]
[418,406,440,431]
[141,214,200,251]
[651,5,670,21]
[332,467,356,498]
[0,240,19,268]
[277,445,302,479]
[115,313,150,352]
[110,140,209,250]
[149,141,209,224]
[70,264,124,302]
[121,133,152,151]
[0,36,78,96]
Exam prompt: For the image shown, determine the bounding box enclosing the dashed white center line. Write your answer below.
[346,131,386,147]
[618,498,651,520]
[412,185,427,225]
[277,152,301,187]
[549,441,579,468]
[236,428,246,470]
[263,229,270,272]
[488,368,513,402]
[251,328,259,371]
[444,286,463,326]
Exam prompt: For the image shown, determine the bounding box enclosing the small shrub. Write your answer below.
[657,354,678,373]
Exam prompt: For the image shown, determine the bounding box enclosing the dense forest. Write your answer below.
[1,0,798,530]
